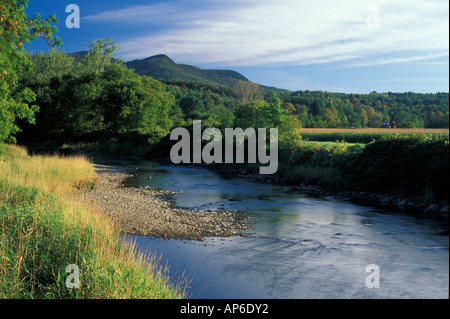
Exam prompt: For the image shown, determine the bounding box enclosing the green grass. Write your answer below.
[0,144,186,299]
[301,129,449,144]
[302,140,363,147]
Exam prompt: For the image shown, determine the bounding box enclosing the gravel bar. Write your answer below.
[80,164,248,240]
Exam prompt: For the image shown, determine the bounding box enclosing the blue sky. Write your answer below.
[24,0,449,93]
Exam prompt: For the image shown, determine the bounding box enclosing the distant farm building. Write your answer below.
[381,122,396,128]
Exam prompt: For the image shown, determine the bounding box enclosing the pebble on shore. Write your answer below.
[79,164,248,241]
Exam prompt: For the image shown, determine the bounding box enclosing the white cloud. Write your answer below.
[88,0,449,67]
[346,52,449,68]
[368,78,449,82]
[83,3,183,23]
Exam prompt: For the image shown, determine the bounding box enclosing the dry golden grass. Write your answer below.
[0,144,186,299]
[0,144,97,197]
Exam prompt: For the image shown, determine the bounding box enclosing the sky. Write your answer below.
[24,0,449,93]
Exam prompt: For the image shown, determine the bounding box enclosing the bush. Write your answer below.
[348,137,449,203]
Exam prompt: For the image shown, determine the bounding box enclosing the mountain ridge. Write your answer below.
[68,51,284,91]
[124,54,250,88]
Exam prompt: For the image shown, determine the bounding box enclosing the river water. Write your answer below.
[115,160,448,299]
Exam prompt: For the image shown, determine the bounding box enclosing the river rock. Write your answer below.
[397,199,407,207]
[439,206,449,218]
[424,204,440,213]
[379,196,393,204]
[439,206,449,213]
[78,163,248,241]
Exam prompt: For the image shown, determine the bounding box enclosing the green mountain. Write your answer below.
[124,54,250,88]
[69,52,285,91]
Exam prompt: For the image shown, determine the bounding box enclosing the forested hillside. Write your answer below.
[279,90,449,128]
[125,54,250,89]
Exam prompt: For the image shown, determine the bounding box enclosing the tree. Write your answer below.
[366,107,384,128]
[323,107,339,128]
[99,62,176,141]
[233,80,263,104]
[17,40,176,143]
[77,38,118,75]
[0,0,60,142]
[234,94,287,129]
[179,96,205,119]
[24,48,74,84]
[278,114,302,151]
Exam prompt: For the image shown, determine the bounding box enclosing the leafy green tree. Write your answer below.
[0,0,60,142]
[101,62,175,141]
[278,114,302,151]
[179,96,206,119]
[202,104,234,130]
[24,48,74,84]
[323,107,339,128]
[233,80,263,104]
[18,39,176,143]
[235,94,287,129]
[77,38,118,75]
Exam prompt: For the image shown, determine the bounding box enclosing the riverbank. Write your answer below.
[212,164,450,220]
[79,164,248,241]
[25,138,449,220]
[0,144,186,298]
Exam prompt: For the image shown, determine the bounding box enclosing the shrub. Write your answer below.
[348,137,449,203]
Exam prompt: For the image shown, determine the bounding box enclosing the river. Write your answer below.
[113,160,448,299]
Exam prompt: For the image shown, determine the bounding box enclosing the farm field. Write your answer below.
[300,128,449,143]
[301,128,449,133]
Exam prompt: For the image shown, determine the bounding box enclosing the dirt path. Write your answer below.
[80,164,248,240]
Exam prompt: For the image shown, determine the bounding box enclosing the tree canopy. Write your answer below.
[0,0,60,142]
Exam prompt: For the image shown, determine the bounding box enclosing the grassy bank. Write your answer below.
[0,144,185,299]
[278,135,449,207]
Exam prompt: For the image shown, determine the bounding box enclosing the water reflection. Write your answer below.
[110,160,449,298]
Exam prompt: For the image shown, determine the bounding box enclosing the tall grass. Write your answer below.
[0,144,186,299]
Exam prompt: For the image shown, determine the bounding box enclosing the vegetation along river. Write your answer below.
[109,160,448,299]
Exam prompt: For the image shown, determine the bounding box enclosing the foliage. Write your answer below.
[24,48,75,83]
[278,114,303,151]
[78,38,118,75]
[274,134,449,205]
[18,40,176,144]
[347,136,449,203]
[280,91,449,129]
[0,0,60,143]
[234,94,287,129]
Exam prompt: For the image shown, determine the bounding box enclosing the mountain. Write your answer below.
[69,50,88,62]
[124,54,250,88]
[69,52,285,91]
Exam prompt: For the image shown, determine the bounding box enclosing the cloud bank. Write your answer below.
[85,0,449,67]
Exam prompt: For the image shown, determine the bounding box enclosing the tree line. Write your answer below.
[5,40,449,149]
[278,90,449,129]
[1,1,448,148]
[13,40,302,151]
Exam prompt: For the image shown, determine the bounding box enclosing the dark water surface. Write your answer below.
[113,160,448,299]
